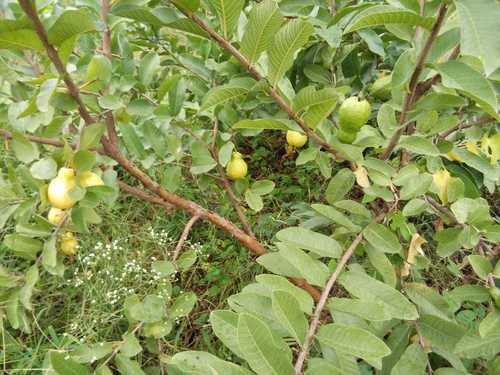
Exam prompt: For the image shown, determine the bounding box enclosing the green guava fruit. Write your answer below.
[338,96,371,132]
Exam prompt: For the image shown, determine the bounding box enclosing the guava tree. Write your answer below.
[0,0,499,373]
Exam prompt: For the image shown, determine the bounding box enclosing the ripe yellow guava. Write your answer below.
[79,171,104,188]
[47,207,66,225]
[60,231,78,256]
[48,168,77,209]
[226,152,248,180]
[286,130,308,148]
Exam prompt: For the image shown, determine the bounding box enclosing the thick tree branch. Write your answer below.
[0,128,64,148]
[19,2,321,302]
[172,4,341,159]
[425,195,459,226]
[438,116,495,139]
[294,213,385,375]
[380,4,448,160]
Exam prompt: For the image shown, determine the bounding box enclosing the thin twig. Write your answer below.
[173,215,201,261]
[438,116,495,139]
[294,213,384,374]
[424,195,459,226]
[380,4,448,160]
[210,120,255,237]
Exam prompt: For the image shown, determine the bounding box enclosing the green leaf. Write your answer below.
[114,354,146,375]
[111,4,163,27]
[328,298,392,321]
[325,168,355,204]
[172,0,200,12]
[79,122,105,150]
[339,271,418,320]
[233,119,293,130]
[19,264,38,311]
[358,29,385,58]
[207,0,245,39]
[276,227,342,258]
[366,246,397,287]
[419,314,467,352]
[455,0,500,76]
[37,78,58,112]
[305,359,343,375]
[0,29,43,50]
[50,351,89,375]
[47,9,95,45]
[4,234,42,260]
[317,323,391,361]
[435,61,499,119]
[391,343,427,375]
[256,274,313,315]
[311,204,361,232]
[467,255,493,280]
[169,351,252,375]
[435,228,466,257]
[87,55,112,83]
[479,309,500,337]
[454,334,500,359]
[152,260,175,277]
[73,150,96,172]
[237,313,295,375]
[292,87,338,129]
[268,20,314,87]
[190,140,216,175]
[210,310,245,358]
[71,343,113,363]
[344,5,434,33]
[168,78,186,116]
[363,223,402,254]
[30,158,57,180]
[120,124,146,159]
[276,243,329,287]
[11,132,39,163]
[120,332,142,357]
[446,285,491,305]
[271,290,308,345]
[170,291,197,318]
[398,136,441,156]
[405,283,453,321]
[201,79,254,111]
[240,0,282,64]
[250,180,275,196]
[245,190,264,212]
[138,52,160,88]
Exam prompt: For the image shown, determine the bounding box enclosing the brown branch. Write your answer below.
[380,4,448,160]
[438,116,495,139]
[172,4,341,159]
[117,181,175,213]
[294,213,384,375]
[18,0,95,125]
[424,195,459,226]
[210,120,255,237]
[19,0,321,302]
[0,128,64,148]
[172,215,201,261]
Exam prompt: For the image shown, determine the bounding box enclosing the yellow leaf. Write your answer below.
[354,166,370,188]
[481,133,500,164]
[465,141,480,156]
[446,150,462,162]
[401,233,426,278]
[432,169,452,204]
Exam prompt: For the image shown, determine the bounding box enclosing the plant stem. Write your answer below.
[294,213,384,374]
[380,4,448,160]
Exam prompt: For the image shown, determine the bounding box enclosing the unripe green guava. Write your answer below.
[336,128,357,144]
[338,96,371,132]
[370,75,392,100]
